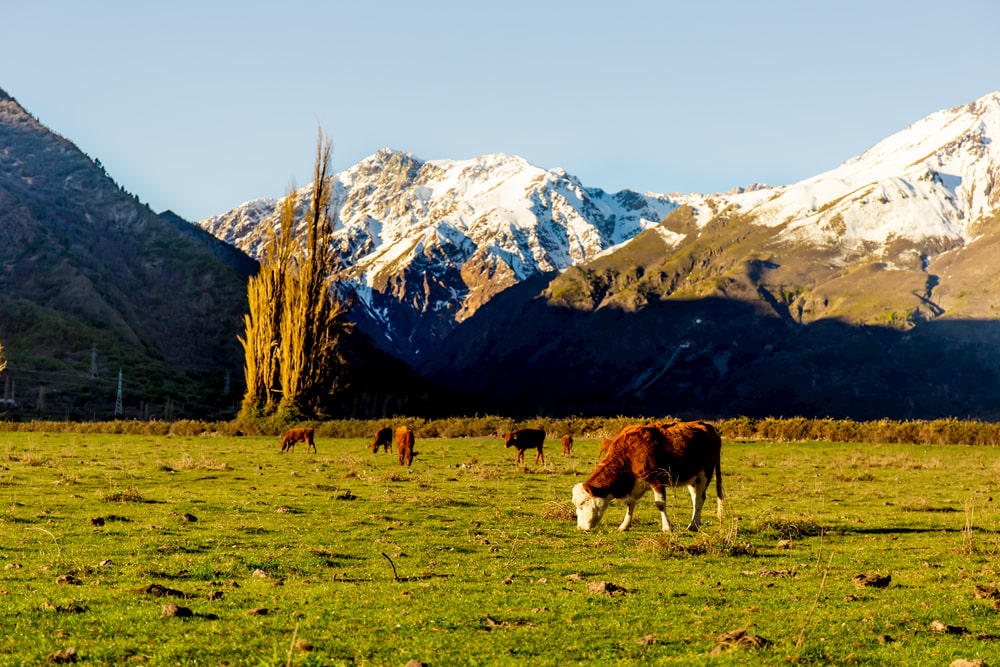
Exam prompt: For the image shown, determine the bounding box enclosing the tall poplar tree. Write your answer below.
[239,130,351,421]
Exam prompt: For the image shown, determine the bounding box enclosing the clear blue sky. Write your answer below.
[3,0,999,222]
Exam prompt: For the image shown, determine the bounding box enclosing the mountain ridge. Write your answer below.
[0,87,251,418]
[199,148,683,361]
[200,91,1000,356]
[196,90,1000,419]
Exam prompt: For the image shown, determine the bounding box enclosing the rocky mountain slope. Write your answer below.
[199,149,683,361]
[0,88,252,419]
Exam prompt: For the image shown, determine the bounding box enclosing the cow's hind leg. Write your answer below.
[651,486,674,532]
[685,473,709,531]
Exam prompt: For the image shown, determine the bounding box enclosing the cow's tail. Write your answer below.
[715,454,725,522]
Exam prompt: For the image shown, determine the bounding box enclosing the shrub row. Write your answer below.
[1,415,999,446]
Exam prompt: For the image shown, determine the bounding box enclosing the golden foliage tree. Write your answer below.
[239,130,352,421]
[237,192,297,417]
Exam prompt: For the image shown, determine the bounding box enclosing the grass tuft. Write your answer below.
[750,514,824,539]
[98,487,145,503]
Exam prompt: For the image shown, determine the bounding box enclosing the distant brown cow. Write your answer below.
[372,426,393,453]
[572,421,723,532]
[280,428,316,453]
[561,434,574,456]
[503,428,545,465]
[395,426,414,467]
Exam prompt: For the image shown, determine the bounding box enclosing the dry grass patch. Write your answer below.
[9,452,47,466]
[541,501,576,522]
[175,452,232,471]
[636,528,757,557]
[749,514,824,539]
[831,471,876,482]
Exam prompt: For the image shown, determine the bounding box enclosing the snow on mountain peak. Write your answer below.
[199,147,679,349]
[197,92,1000,360]
[678,91,1000,255]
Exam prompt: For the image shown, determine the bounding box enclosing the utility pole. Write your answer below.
[114,369,123,417]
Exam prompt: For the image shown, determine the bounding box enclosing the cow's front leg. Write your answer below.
[617,499,638,531]
[651,486,674,532]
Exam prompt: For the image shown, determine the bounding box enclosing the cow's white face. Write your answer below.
[572,482,610,530]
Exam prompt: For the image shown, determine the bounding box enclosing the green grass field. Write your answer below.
[2,431,999,665]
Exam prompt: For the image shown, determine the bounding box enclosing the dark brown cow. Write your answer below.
[572,421,723,532]
[561,434,574,456]
[395,426,414,467]
[372,426,393,453]
[280,428,316,453]
[503,428,545,465]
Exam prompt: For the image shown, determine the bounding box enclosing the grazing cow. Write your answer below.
[561,434,574,456]
[395,426,414,467]
[372,426,393,453]
[572,421,723,532]
[280,428,316,453]
[503,428,545,465]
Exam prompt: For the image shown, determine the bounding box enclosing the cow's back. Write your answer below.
[508,428,544,448]
[515,428,545,449]
[586,421,719,496]
[642,421,720,483]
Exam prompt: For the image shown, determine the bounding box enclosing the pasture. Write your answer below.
[1,430,999,665]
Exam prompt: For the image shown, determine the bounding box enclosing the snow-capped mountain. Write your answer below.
[199,149,680,361]
[199,92,1000,368]
[415,92,1000,421]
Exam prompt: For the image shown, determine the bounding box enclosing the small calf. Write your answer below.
[561,434,574,456]
[280,428,316,453]
[395,426,414,467]
[372,426,393,453]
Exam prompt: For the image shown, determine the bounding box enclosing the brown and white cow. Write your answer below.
[572,421,723,532]
[372,426,393,453]
[280,428,316,453]
[561,434,573,456]
[395,426,414,467]
[503,428,545,465]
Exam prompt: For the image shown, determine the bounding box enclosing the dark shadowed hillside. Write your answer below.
[0,88,251,419]
[418,264,1000,421]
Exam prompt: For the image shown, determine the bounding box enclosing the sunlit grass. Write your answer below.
[1,432,999,664]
